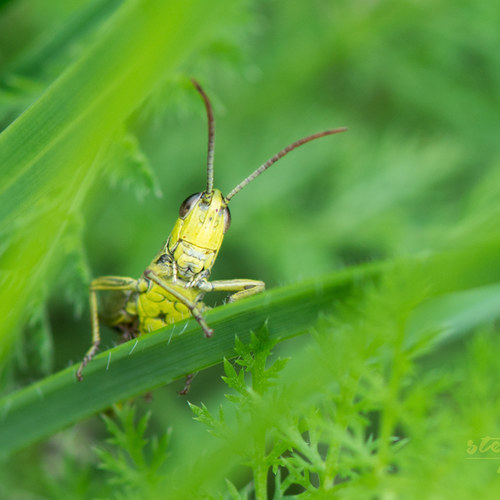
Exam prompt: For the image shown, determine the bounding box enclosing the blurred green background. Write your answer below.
[1,0,499,497]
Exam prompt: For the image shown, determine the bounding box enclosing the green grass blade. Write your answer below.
[0,0,239,360]
[1,242,499,457]
[0,262,384,457]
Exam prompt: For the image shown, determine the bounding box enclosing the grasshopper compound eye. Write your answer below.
[179,193,202,218]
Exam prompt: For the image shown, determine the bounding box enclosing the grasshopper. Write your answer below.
[76,79,346,382]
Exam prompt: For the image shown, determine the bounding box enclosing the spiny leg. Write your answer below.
[144,269,214,338]
[141,274,264,394]
[77,276,138,381]
[76,289,100,381]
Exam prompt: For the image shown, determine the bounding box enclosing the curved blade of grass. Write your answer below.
[0,262,385,457]
[0,0,239,360]
[1,241,500,457]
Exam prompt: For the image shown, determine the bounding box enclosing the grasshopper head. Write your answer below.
[167,189,230,279]
[176,190,231,248]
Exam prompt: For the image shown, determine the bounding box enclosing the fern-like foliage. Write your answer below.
[95,404,170,500]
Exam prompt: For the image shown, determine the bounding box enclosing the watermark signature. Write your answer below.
[466,437,500,473]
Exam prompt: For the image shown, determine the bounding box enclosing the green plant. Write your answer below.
[1,0,500,498]
[96,405,171,499]
[75,271,500,498]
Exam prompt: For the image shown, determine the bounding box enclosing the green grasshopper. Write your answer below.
[77,79,346,382]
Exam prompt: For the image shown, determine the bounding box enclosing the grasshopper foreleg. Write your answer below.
[199,279,265,302]
[77,276,138,381]
[143,269,214,338]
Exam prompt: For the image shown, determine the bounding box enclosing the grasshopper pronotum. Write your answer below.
[77,80,346,383]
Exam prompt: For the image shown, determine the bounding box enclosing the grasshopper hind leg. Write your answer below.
[76,288,101,381]
[77,276,139,381]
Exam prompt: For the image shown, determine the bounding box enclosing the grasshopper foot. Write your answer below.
[76,342,100,381]
[178,373,197,395]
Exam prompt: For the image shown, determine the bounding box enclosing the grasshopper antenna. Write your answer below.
[224,127,348,203]
[191,79,215,196]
